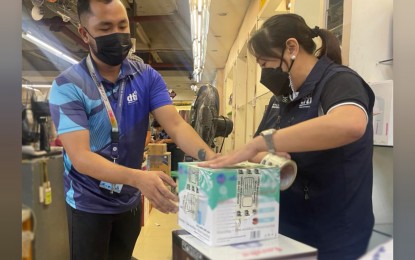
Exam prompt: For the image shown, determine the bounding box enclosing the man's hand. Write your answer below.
[135,170,178,214]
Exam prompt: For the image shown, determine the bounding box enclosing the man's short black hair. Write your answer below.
[77,0,113,23]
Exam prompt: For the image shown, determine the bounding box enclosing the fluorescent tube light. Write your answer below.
[22,85,42,92]
[22,31,79,65]
[189,0,211,82]
[22,84,52,89]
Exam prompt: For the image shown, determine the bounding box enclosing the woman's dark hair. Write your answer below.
[248,13,342,64]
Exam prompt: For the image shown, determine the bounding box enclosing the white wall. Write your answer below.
[172,91,196,101]
[292,0,325,28]
[348,0,393,82]
[372,146,393,223]
[348,0,394,224]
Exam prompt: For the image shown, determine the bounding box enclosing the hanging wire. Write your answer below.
[218,116,228,154]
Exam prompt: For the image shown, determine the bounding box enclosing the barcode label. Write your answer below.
[250,230,261,239]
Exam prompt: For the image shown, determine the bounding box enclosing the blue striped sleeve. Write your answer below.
[49,80,89,135]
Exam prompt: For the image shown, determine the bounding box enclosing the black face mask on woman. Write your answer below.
[85,28,132,66]
[260,48,295,97]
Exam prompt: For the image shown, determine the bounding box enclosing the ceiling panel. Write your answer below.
[21,0,250,100]
[136,0,178,16]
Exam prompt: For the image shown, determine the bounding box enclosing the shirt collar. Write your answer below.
[304,56,335,85]
[82,56,134,83]
[120,58,135,78]
[293,56,335,99]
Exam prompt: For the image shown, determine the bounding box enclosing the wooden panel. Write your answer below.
[234,57,247,149]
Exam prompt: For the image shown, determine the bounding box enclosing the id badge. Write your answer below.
[99,181,123,193]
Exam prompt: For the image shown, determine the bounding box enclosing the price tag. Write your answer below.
[44,185,52,205]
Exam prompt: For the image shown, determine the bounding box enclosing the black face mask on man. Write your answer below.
[260,48,295,97]
[84,28,132,66]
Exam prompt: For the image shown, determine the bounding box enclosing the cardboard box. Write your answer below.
[172,230,317,260]
[178,162,280,246]
[147,152,171,176]
[147,143,167,155]
[140,194,151,226]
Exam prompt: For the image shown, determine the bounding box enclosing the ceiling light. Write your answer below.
[218,12,227,16]
[22,84,52,89]
[22,85,42,93]
[22,31,79,65]
[189,0,211,83]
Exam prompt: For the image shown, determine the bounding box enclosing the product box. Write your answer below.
[140,194,151,226]
[172,230,317,260]
[177,162,280,246]
[147,143,167,155]
[147,152,171,176]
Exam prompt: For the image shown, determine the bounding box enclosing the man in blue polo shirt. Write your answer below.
[48,0,215,259]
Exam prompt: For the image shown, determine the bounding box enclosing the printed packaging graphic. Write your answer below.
[178,162,280,246]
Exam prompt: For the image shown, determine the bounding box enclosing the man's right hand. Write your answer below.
[135,170,179,214]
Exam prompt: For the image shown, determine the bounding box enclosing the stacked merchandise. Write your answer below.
[146,143,171,176]
[177,162,280,246]
[173,158,317,259]
[142,143,172,226]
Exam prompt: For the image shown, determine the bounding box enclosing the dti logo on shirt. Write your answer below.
[299,95,312,108]
[272,103,280,109]
[127,91,138,104]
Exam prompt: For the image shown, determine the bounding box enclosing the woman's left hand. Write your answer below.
[198,139,262,168]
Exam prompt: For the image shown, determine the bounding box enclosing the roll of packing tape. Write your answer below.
[260,153,297,191]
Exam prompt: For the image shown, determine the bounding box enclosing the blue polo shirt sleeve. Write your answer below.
[147,68,172,111]
[49,80,90,135]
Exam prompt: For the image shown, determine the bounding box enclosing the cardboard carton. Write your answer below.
[147,143,167,155]
[178,162,280,246]
[140,194,151,226]
[172,230,317,260]
[147,152,171,176]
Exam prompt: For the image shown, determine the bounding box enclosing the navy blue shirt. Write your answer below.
[256,57,375,259]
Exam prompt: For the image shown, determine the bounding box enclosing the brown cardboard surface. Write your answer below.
[147,152,171,176]
[133,209,180,260]
[147,143,167,155]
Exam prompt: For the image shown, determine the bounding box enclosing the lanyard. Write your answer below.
[86,55,127,161]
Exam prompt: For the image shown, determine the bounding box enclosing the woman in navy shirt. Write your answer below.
[201,13,375,260]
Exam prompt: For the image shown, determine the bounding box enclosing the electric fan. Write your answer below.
[22,88,51,152]
[190,84,233,152]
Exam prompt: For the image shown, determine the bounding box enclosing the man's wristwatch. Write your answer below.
[260,129,277,154]
[198,148,207,161]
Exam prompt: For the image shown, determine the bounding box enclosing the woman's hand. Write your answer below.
[198,138,264,168]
